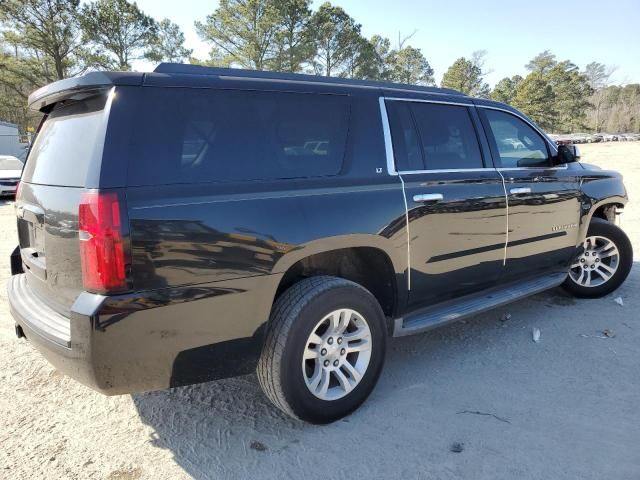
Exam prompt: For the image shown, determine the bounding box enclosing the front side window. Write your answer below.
[128,89,350,185]
[387,100,484,171]
[483,109,549,168]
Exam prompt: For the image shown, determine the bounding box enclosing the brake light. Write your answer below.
[78,191,127,292]
[15,180,21,199]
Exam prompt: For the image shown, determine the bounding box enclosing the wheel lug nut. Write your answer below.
[337,337,343,345]
[591,265,596,269]
[327,337,333,345]
[321,348,327,356]
[333,360,339,367]
[580,258,585,262]
[340,348,346,355]
[323,360,329,367]
[595,258,600,262]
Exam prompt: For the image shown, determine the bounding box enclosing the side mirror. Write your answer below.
[554,144,581,165]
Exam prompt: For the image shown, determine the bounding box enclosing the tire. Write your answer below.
[257,276,387,424]
[562,218,633,298]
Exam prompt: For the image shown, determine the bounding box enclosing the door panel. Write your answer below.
[501,169,581,281]
[478,107,582,280]
[404,171,507,307]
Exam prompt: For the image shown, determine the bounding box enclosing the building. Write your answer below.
[0,121,28,160]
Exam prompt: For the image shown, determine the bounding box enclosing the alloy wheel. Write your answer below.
[569,235,620,287]
[302,308,372,401]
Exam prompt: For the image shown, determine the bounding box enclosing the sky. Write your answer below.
[133,0,640,86]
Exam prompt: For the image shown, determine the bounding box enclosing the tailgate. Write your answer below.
[16,91,112,315]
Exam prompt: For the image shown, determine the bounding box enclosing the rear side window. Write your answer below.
[483,109,549,168]
[128,88,350,185]
[410,103,483,170]
[386,102,423,171]
[387,100,484,171]
[22,95,108,186]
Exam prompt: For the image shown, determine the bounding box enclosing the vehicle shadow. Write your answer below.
[131,267,639,480]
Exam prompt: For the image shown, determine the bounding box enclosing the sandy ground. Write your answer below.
[0,142,639,480]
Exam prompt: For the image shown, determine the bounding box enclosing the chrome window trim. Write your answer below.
[379,96,567,175]
[384,96,475,107]
[378,97,398,176]
[380,97,495,176]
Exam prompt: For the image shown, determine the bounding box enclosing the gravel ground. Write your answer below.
[1,142,639,480]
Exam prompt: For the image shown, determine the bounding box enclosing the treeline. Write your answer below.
[1,0,638,135]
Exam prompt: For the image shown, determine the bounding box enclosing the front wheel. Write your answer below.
[563,218,633,298]
[257,276,387,424]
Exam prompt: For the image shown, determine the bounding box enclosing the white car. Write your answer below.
[0,155,23,196]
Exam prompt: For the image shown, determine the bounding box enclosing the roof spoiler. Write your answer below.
[28,71,144,112]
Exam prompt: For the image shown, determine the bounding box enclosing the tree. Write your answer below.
[270,0,313,72]
[359,34,393,80]
[310,2,361,77]
[491,75,523,104]
[584,62,615,132]
[441,57,488,96]
[0,0,88,80]
[519,51,594,132]
[145,19,192,63]
[81,0,157,70]
[195,0,282,70]
[0,41,45,131]
[388,46,434,86]
[547,61,592,132]
[511,72,556,130]
[525,50,557,75]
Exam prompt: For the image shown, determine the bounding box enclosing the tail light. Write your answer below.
[79,191,127,293]
[15,180,21,199]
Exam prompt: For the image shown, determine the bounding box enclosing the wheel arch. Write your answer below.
[271,236,404,323]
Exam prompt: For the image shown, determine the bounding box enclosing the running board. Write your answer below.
[393,272,567,337]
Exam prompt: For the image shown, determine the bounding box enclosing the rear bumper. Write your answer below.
[7,273,275,395]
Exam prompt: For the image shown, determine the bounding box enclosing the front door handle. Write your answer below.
[413,193,444,203]
[510,187,531,195]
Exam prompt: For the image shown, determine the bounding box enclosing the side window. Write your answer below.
[128,89,349,185]
[386,101,424,171]
[484,109,549,168]
[410,103,484,170]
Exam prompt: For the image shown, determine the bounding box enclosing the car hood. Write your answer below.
[0,169,22,179]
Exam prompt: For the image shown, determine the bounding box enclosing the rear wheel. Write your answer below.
[257,276,387,424]
[563,218,633,298]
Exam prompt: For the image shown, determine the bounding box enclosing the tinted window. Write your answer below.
[22,95,107,186]
[484,110,549,168]
[410,103,483,170]
[387,102,423,171]
[128,89,350,185]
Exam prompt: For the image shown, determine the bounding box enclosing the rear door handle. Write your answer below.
[510,187,531,195]
[413,193,444,203]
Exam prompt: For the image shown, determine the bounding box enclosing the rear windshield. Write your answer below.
[22,94,108,187]
[128,88,350,185]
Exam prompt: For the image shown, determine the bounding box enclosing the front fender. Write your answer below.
[578,170,628,243]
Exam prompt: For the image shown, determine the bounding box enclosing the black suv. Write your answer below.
[7,64,632,424]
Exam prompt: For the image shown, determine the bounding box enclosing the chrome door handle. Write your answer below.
[413,193,444,203]
[510,187,531,195]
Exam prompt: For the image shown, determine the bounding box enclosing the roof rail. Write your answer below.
[154,63,464,96]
